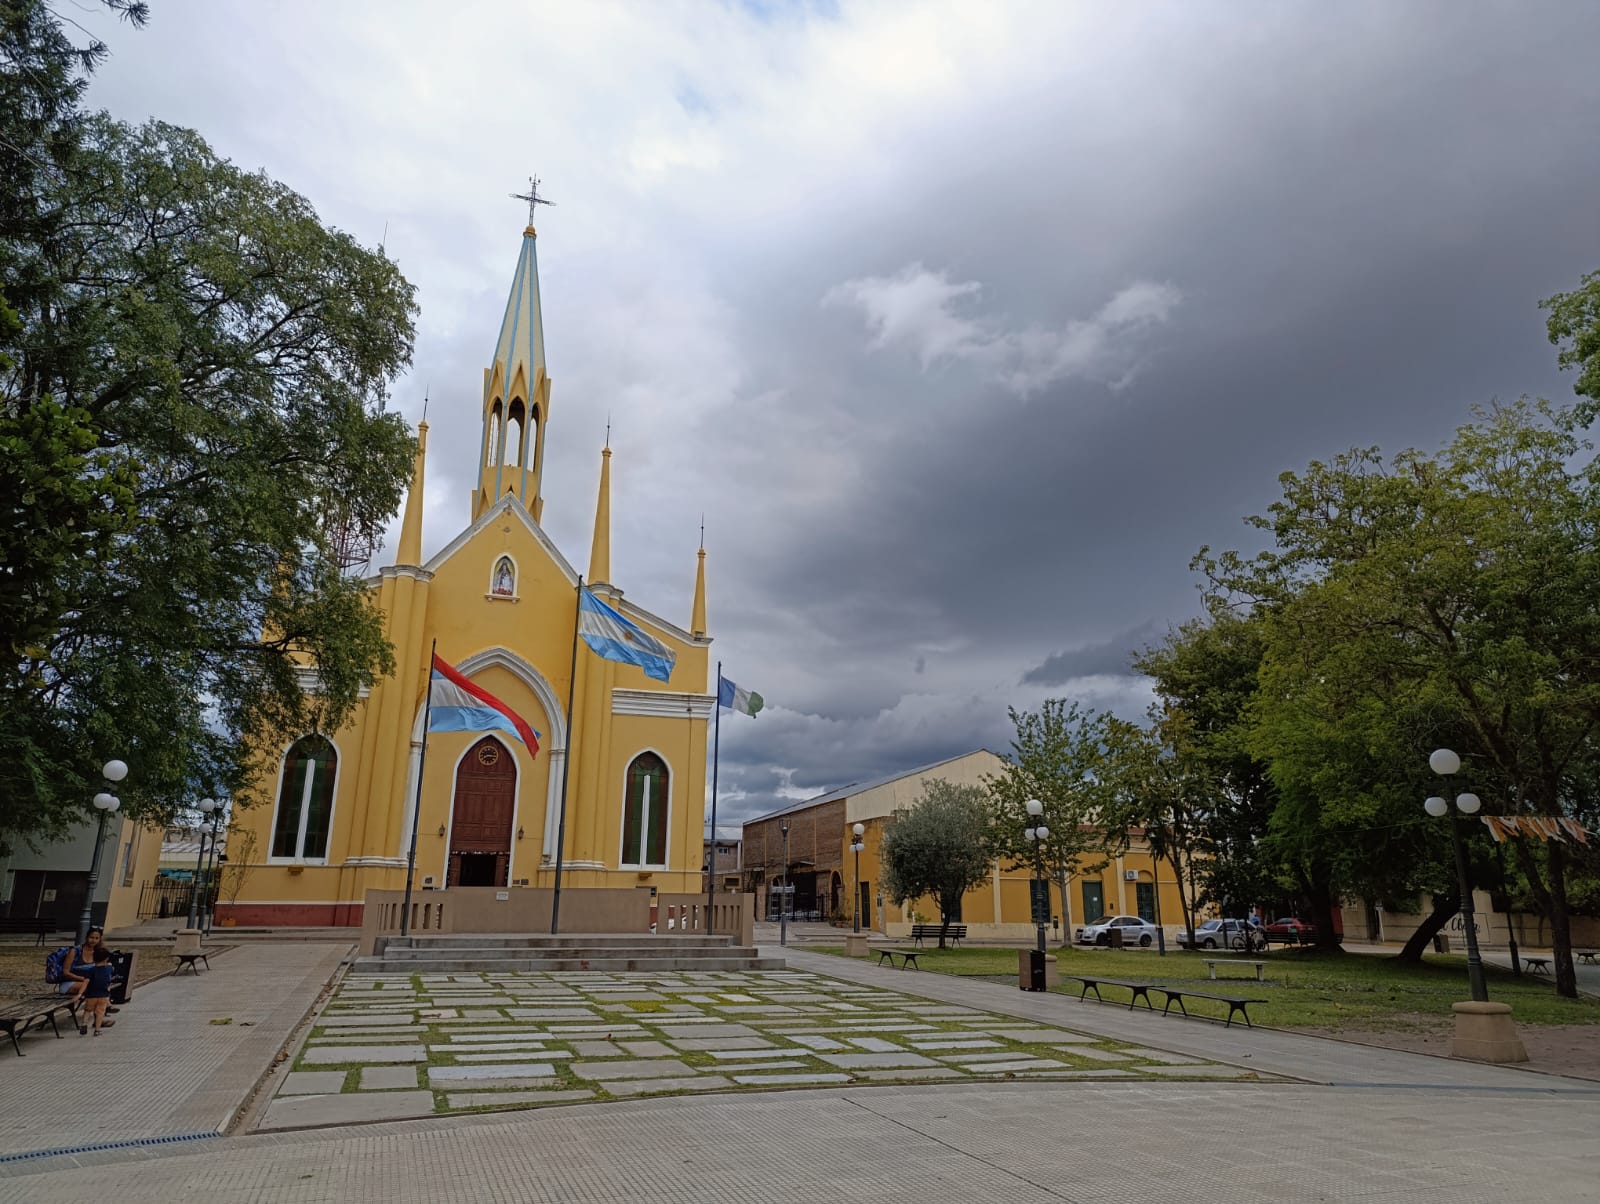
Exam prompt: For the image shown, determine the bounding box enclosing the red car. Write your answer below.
[1263,917,1320,944]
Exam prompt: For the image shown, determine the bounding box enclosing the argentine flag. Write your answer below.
[718,675,763,716]
[578,588,676,682]
[428,654,541,752]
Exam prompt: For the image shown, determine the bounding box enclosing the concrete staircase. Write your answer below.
[352,932,786,975]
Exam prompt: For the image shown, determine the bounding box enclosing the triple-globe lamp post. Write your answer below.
[78,759,128,945]
[186,798,218,929]
[1023,799,1050,954]
[1425,748,1488,1003]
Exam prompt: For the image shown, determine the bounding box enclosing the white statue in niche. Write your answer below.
[491,557,515,597]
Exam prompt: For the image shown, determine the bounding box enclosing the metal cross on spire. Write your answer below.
[511,175,556,226]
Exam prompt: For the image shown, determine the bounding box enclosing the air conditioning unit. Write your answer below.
[1123,870,1138,881]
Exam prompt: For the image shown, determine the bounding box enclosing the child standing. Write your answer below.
[77,946,116,1036]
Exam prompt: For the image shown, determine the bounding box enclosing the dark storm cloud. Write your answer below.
[1021,622,1159,686]
[80,2,1600,829]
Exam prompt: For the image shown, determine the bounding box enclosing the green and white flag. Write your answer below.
[717,674,763,716]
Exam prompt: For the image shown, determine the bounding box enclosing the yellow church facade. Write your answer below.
[220,221,713,927]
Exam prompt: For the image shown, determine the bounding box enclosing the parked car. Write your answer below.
[1263,917,1320,945]
[1075,915,1161,947]
[1176,918,1267,951]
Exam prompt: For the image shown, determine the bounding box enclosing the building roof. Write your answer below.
[702,823,742,843]
[740,749,1006,826]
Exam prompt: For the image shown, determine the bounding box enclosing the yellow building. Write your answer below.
[220,218,712,927]
[741,750,1191,941]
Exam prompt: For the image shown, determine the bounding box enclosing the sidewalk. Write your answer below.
[774,946,1600,1092]
[0,940,351,1157]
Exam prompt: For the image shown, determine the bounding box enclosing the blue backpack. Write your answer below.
[44,946,73,985]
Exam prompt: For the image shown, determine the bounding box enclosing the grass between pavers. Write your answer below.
[803,944,1600,1029]
[286,967,1259,1121]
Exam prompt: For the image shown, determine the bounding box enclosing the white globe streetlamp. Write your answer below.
[1425,749,1488,1002]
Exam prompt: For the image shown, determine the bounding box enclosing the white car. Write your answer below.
[1075,915,1160,948]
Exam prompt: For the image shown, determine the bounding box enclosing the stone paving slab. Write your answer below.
[360,1065,421,1090]
[277,1071,349,1095]
[260,1090,435,1129]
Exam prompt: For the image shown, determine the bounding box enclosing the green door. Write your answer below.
[1136,882,1156,922]
[1081,881,1105,923]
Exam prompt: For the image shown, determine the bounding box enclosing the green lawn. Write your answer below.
[805,944,1600,1030]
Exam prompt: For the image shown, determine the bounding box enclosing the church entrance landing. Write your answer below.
[448,736,516,888]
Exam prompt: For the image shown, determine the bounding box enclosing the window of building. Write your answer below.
[506,400,525,466]
[620,752,668,866]
[271,735,337,861]
[486,404,502,466]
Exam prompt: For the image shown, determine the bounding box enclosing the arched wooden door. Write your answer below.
[448,736,516,887]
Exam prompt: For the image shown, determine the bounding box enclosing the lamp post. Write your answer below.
[1426,748,1488,1003]
[78,759,127,945]
[850,823,865,934]
[186,798,217,929]
[779,823,790,948]
[200,802,224,934]
[1023,799,1049,955]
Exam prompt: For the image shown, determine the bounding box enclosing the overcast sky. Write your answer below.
[82,1,1600,824]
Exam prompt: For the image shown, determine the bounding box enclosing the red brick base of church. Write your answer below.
[212,902,364,927]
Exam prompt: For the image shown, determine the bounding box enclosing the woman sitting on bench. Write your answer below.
[57,928,120,1026]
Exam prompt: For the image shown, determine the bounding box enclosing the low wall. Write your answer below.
[1341,893,1600,950]
[360,887,754,956]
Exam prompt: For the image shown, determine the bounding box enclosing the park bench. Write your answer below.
[1201,958,1269,982]
[873,947,920,970]
[1524,956,1551,975]
[176,951,210,974]
[0,918,54,946]
[0,993,80,1056]
[1157,986,1269,1028]
[1065,975,1159,1011]
[1576,950,1598,965]
[909,924,967,947]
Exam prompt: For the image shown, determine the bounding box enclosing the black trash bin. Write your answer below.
[108,948,137,1005]
[1026,949,1047,992]
[1108,927,1124,950]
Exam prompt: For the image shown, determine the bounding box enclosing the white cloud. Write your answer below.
[825,264,1182,397]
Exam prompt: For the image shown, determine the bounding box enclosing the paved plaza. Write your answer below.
[0,940,348,1156]
[1,938,1598,1201]
[260,966,1247,1128]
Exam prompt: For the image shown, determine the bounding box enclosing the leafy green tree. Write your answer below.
[987,699,1117,942]
[879,779,995,948]
[1544,270,1600,419]
[1201,401,1600,995]
[1134,615,1282,927]
[1099,704,1214,951]
[2,4,417,844]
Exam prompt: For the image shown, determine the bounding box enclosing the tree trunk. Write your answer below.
[1305,872,1342,951]
[1166,847,1196,950]
[1054,871,1072,948]
[1395,889,1459,963]
[937,911,949,950]
[1548,841,1578,999]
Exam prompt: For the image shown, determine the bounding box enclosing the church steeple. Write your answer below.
[397,421,428,565]
[588,445,612,584]
[474,222,551,524]
[691,542,708,638]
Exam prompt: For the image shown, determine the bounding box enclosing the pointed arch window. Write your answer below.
[506,400,526,467]
[529,404,541,472]
[271,735,337,861]
[620,752,669,867]
[486,403,503,466]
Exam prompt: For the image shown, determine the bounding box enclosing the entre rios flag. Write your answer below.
[578,587,676,682]
[718,675,763,716]
[428,653,541,752]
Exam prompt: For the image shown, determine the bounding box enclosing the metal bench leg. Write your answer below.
[45,1009,62,1039]
[1226,1004,1250,1028]
[4,1025,21,1057]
